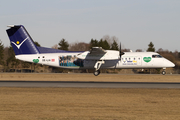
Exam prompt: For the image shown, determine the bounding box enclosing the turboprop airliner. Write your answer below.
[6,25,175,76]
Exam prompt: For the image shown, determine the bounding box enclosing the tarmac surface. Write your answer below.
[0,81,180,88]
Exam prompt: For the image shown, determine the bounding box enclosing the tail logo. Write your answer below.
[11,37,28,49]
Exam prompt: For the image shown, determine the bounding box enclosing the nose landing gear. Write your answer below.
[162,70,166,75]
[162,68,166,75]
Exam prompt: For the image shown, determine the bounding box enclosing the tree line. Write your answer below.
[0,37,180,73]
[58,37,119,51]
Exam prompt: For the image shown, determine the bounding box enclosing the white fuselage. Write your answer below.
[15,51,175,69]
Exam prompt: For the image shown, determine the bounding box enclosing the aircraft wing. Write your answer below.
[77,47,107,60]
[77,47,119,60]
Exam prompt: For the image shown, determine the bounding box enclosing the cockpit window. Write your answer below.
[152,55,163,58]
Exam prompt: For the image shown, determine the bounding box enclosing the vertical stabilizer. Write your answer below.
[6,25,40,55]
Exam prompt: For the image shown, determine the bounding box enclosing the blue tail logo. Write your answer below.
[6,25,40,55]
[11,37,28,49]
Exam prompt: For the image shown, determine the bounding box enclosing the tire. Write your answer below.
[94,70,100,76]
[162,71,166,75]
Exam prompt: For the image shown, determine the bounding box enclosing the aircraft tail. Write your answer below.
[6,25,40,55]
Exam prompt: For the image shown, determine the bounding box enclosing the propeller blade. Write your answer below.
[119,42,121,59]
[119,42,124,60]
[119,42,121,54]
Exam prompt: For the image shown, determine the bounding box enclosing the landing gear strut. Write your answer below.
[93,60,104,76]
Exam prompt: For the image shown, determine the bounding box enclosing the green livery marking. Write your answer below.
[33,59,39,63]
[143,57,151,63]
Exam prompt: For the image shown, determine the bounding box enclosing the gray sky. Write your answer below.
[1,0,180,52]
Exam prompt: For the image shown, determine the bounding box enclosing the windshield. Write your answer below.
[152,55,163,58]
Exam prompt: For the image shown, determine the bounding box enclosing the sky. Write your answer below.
[0,0,180,52]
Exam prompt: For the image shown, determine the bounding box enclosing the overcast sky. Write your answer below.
[1,0,180,52]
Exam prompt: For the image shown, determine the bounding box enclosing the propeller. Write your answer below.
[119,42,124,60]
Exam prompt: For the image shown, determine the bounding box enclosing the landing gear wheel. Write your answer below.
[94,70,100,76]
[162,71,166,75]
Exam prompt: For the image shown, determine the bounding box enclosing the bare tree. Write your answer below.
[157,48,175,63]
[136,49,143,52]
[52,44,58,49]
[69,42,90,51]
[102,35,119,46]
[122,49,130,52]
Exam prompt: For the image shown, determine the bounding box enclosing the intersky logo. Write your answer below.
[11,37,28,49]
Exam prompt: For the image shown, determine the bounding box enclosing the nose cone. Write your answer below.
[165,59,175,68]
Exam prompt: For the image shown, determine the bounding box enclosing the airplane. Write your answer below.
[6,25,175,76]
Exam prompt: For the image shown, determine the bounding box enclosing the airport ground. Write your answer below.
[0,73,180,120]
[0,73,180,82]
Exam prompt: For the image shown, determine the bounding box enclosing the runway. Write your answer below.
[0,81,180,88]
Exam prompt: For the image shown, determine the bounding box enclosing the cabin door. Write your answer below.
[137,56,142,66]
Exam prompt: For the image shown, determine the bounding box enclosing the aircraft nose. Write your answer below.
[165,60,175,67]
[170,62,175,67]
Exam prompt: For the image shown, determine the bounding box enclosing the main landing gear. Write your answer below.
[94,70,100,76]
[93,60,104,76]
